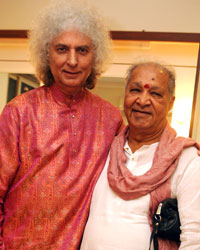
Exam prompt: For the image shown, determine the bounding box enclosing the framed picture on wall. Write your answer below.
[17,75,39,95]
[7,75,18,102]
[7,74,40,103]
[20,82,35,94]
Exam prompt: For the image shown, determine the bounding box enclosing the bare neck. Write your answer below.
[127,126,165,153]
[56,84,83,104]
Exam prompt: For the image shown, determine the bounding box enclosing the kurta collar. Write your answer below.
[124,140,158,156]
[49,83,86,106]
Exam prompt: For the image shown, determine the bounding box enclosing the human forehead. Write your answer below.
[128,64,170,87]
[50,29,93,47]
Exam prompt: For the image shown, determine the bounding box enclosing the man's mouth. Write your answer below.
[132,109,152,115]
[63,70,81,75]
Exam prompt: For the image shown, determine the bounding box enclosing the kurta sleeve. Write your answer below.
[0,104,20,248]
[171,147,200,249]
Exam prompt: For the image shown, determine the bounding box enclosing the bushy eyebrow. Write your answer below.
[150,86,164,92]
[76,45,91,50]
[128,81,141,87]
[54,44,91,49]
[126,81,141,90]
[127,81,165,92]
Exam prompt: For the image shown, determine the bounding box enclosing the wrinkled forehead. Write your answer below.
[129,64,169,84]
[135,64,168,76]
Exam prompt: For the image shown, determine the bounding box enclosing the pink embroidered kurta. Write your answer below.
[0,83,124,250]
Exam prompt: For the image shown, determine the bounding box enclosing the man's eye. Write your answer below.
[151,92,162,97]
[56,47,67,53]
[77,47,88,54]
[130,88,141,93]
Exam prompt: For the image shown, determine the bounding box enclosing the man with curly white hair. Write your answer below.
[0,0,124,249]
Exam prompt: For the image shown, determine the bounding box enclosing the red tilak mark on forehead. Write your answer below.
[144,84,150,89]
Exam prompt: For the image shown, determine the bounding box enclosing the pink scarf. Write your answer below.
[107,123,198,249]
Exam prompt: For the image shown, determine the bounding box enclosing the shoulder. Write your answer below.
[84,91,124,133]
[179,146,200,166]
[171,146,200,188]
[86,91,122,114]
[177,145,200,174]
[6,86,47,108]
[1,86,47,118]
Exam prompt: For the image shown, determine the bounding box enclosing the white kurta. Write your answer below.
[80,142,200,250]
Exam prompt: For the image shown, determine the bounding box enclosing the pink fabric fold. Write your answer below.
[107,123,198,249]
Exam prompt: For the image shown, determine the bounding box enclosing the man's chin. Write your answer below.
[128,118,152,128]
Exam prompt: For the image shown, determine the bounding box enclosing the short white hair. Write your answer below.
[126,61,176,98]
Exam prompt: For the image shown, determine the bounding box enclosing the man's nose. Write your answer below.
[67,50,78,67]
[136,92,151,106]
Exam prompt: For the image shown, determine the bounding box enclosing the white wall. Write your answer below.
[0,73,9,113]
[0,39,34,73]
[1,0,200,33]
[192,73,200,142]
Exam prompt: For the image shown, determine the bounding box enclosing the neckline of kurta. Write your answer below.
[124,140,159,156]
[49,83,86,106]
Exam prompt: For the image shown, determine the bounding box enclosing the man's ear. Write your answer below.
[168,96,175,111]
